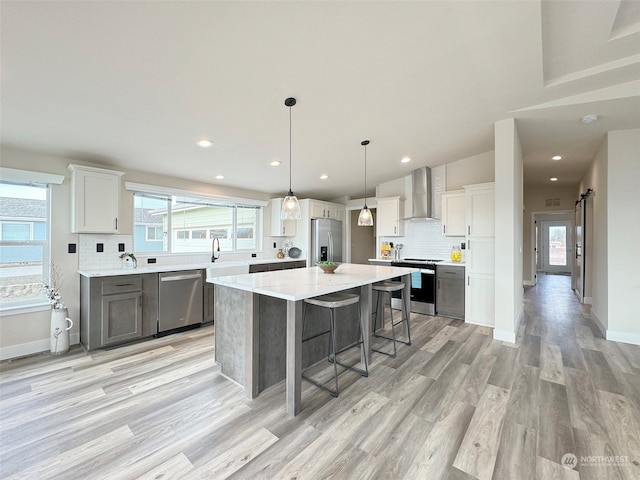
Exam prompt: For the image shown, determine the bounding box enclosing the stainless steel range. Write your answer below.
[390,258,443,315]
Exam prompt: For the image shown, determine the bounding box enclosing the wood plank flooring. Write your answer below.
[1,273,639,479]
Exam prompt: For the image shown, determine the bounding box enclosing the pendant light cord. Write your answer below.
[363,143,367,204]
[288,104,292,193]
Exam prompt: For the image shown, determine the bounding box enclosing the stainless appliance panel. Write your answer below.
[158,270,203,332]
[391,261,438,315]
[311,218,342,264]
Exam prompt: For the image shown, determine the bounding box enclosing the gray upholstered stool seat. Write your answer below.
[302,292,368,397]
[371,281,411,358]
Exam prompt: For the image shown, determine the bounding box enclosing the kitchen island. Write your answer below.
[209,263,417,415]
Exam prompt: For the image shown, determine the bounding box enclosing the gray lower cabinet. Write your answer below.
[80,273,159,351]
[204,280,214,323]
[436,265,465,319]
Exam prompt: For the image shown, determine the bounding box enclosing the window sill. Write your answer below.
[0,302,51,317]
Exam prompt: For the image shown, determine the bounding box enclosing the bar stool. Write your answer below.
[371,281,411,358]
[301,292,369,397]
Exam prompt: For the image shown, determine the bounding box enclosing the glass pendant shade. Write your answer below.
[358,205,373,226]
[281,190,301,220]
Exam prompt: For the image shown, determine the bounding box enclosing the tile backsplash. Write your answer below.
[381,219,465,261]
[78,234,294,271]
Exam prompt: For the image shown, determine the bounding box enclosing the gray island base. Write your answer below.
[211,263,417,416]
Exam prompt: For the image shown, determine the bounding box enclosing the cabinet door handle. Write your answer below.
[443,225,446,234]
[467,277,470,286]
[468,240,470,250]
[467,225,470,235]
[115,217,118,230]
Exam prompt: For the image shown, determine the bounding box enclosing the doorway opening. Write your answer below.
[348,208,376,264]
[531,211,574,283]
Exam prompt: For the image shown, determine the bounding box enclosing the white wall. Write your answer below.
[0,144,273,359]
[444,150,495,190]
[606,129,640,344]
[580,137,608,333]
[493,119,524,343]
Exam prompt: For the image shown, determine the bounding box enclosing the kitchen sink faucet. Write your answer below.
[211,237,221,262]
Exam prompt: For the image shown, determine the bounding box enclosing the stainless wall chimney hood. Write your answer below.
[406,166,433,220]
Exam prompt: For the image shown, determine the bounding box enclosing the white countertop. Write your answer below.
[210,263,418,301]
[79,257,306,278]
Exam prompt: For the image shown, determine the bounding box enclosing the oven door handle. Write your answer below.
[419,269,435,275]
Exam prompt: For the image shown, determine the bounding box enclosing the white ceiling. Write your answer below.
[1,1,639,199]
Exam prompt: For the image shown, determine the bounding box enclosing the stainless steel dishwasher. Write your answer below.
[158,270,203,332]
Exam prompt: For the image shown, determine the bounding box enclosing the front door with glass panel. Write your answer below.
[541,221,573,274]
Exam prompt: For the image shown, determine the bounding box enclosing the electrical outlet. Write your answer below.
[96,243,104,253]
[118,243,125,252]
[251,253,257,258]
[273,242,277,248]
[147,258,157,264]
[461,242,466,250]
[68,243,76,254]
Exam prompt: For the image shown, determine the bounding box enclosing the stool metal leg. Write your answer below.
[372,291,397,358]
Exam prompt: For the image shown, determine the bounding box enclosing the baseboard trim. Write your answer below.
[493,328,516,344]
[523,280,536,287]
[0,333,80,361]
[606,330,640,346]
[584,296,593,305]
[590,308,606,338]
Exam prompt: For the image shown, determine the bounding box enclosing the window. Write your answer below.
[132,189,262,254]
[146,226,163,242]
[0,181,49,309]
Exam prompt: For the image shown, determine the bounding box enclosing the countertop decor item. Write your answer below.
[119,252,137,269]
[316,261,341,274]
[288,247,302,258]
[281,97,301,220]
[357,140,374,226]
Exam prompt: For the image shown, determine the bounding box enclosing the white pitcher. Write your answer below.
[51,307,73,354]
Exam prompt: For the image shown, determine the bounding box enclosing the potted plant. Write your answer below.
[42,262,73,355]
[119,252,137,269]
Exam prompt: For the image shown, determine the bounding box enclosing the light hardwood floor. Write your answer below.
[1,274,639,479]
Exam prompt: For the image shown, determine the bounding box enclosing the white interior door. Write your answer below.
[541,221,573,274]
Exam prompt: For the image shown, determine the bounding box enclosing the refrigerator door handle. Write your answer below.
[328,231,333,261]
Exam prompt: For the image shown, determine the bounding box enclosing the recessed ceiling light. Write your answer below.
[196,139,213,148]
[401,156,411,164]
[270,160,281,166]
[550,177,558,182]
[320,174,329,180]
[215,174,225,180]
[581,114,599,124]
[552,155,562,161]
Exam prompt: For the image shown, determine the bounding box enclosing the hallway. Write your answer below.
[518,272,640,478]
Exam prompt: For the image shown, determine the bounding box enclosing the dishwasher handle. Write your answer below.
[160,273,202,282]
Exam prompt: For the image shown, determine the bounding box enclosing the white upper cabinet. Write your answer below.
[269,198,297,236]
[69,164,124,233]
[376,196,404,237]
[309,200,341,220]
[441,190,466,237]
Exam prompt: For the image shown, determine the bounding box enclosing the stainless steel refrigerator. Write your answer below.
[311,218,343,264]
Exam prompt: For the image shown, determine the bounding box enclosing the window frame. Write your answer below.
[0,181,51,312]
[130,186,265,255]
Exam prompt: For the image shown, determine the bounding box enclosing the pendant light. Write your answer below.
[358,140,374,226]
[281,97,301,220]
